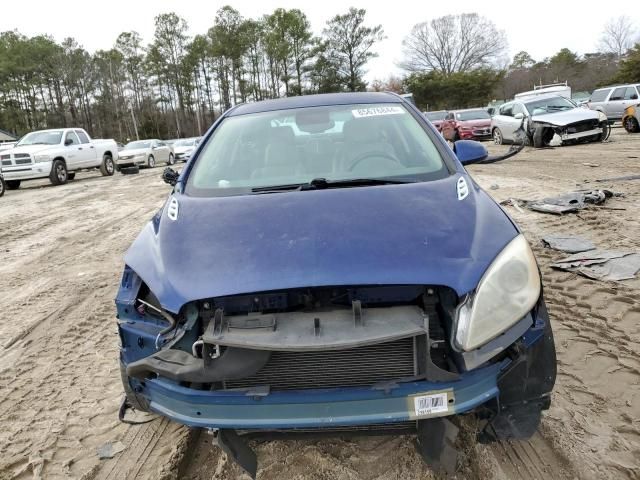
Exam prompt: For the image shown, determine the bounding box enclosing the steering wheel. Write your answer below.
[347,151,401,172]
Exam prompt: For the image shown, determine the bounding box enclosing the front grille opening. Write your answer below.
[223,337,417,391]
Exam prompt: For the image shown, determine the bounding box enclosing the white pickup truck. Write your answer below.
[0,128,118,189]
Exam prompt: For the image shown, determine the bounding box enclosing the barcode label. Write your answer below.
[351,106,405,118]
[413,393,449,416]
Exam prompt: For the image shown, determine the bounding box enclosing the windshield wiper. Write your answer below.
[251,177,415,194]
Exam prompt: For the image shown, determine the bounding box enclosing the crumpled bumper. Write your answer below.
[127,360,505,429]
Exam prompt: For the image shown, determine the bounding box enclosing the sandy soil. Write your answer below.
[0,129,638,480]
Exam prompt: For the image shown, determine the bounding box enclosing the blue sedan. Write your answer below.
[116,92,556,477]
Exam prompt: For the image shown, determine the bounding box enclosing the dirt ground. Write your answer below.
[0,129,638,480]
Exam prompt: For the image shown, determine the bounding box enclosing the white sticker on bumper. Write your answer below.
[408,389,454,419]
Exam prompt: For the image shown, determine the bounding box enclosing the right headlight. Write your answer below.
[455,234,540,351]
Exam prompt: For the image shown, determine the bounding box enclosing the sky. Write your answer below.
[2,0,639,83]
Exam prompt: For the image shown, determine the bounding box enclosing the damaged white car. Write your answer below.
[491,94,609,147]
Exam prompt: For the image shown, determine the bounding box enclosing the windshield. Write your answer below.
[175,139,195,147]
[456,110,490,121]
[425,111,446,121]
[17,130,63,146]
[124,141,151,150]
[525,96,576,115]
[187,103,449,197]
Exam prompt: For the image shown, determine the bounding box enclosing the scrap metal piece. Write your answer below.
[551,250,640,281]
[415,417,459,475]
[212,429,258,480]
[97,441,126,459]
[542,235,595,253]
[508,189,615,215]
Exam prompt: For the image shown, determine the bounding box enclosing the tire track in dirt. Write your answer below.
[0,168,190,480]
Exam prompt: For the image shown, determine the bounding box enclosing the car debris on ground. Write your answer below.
[551,250,640,281]
[500,189,616,214]
[97,441,126,460]
[542,235,595,253]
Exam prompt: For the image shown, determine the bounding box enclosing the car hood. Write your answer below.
[125,175,519,312]
[120,148,149,157]
[532,108,600,126]
[458,119,491,127]
[174,146,194,154]
[8,145,60,155]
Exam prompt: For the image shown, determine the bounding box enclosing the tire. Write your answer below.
[100,153,115,176]
[147,155,156,168]
[533,126,553,148]
[67,172,76,181]
[0,177,5,197]
[49,159,68,185]
[492,128,503,145]
[6,179,21,190]
[624,116,640,133]
[167,153,175,166]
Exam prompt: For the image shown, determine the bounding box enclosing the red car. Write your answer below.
[423,110,447,132]
[442,108,492,141]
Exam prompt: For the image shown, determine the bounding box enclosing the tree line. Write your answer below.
[2,9,639,140]
[0,6,383,140]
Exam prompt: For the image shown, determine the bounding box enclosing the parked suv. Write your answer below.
[588,84,640,121]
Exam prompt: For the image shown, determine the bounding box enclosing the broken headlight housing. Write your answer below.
[455,234,540,351]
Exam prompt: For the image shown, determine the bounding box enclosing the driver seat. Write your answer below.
[335,118,397,174]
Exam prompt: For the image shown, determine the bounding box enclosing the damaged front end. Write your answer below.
[117,270,556,477]
[529,114,610,147]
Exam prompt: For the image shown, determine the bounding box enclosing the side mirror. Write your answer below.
[631,94,638,100]
[514,112,524,120]
[454,140,488,165]
[162,167,179,187]
[65,138,73,146]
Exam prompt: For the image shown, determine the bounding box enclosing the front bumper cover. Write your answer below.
[128,360,504,429]
[120,297,556,430]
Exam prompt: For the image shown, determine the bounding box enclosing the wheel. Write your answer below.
[67,172,76,181]
[49,159,68,185]
[533,126,553,148]
[624,116,640,133]
[167,153,175,166]
[100,153,115,176]
[492,128,503,145]
[0,176,5,197]
[6,179,21,190]
[147,155,156,168]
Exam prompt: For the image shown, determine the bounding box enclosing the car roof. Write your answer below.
[519,93,568,103]
[228,92,403,116]
[451,108,486,113]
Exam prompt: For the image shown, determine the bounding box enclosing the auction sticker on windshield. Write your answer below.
[352,106,405,118]
[408,390,454,419]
